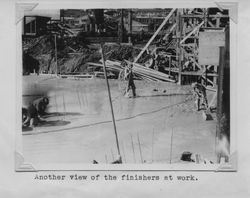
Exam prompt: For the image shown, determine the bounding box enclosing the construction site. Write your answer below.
[22,8,230,165]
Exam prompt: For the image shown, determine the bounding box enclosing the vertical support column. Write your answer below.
[100,44,121,161]
[35,19,37,35]
[23,16,26,35]
[204,8,208,27]
[128,9,132,44]
[216,46,225,163]
[54,34,58,76]
[216,18,220,28]
[118,9,124,43]
[213,65,218,85]
[169,56,171,75]
[176,9,183,84]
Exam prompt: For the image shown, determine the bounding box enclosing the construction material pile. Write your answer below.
[23,35,101,74]
[102,44,151,64]
[87,60,175,82]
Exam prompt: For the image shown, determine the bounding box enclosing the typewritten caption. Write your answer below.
[34,173,199,181]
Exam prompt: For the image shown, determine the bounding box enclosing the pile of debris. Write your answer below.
[23,35,101,74]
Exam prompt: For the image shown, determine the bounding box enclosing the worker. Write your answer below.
[125,63,136,98]
[33,97,49,116]
[191,82,208,111]
[23,102,40,128]
[23,97,49,128]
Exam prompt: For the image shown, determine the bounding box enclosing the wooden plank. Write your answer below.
[180,21,204,44]
[181,14,229,18]
[134,8,176,63]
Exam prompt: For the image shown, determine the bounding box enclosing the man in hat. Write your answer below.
[125,63,136,98]
[191,82,208,111]
[33,97,49,116]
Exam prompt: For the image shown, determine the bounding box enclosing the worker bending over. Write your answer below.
[23,97,49,128]
[33,97,49,116]
[191,82,208,111]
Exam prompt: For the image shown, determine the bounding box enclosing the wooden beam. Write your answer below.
[208,20,216,28]
[180,21,204,44]
[134,8,176,63]
[163,23,176,41]
[181,14,229,18]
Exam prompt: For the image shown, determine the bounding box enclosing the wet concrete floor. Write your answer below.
[22,75,217,164]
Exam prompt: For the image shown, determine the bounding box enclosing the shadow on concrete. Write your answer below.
[22,120,71,132]
[42,112,82,118]
[22,126,33,132]
[137,93,192,98]
[38,120,71,128]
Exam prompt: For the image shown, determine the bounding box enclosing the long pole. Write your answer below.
[134,8,176,63]
[100,43,121,160]
[54,34,58,76]
[128,9,132,44]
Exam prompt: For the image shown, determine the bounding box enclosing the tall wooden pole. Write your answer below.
[128,9,133,44]
[176,9,183,85]
[216,46,225,163]
[100,43,121,160]
[118,9,124,43]
[134,8,176,63]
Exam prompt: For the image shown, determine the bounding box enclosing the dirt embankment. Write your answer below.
[23,35,149,74]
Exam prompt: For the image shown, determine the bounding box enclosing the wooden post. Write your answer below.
[54,34,58,75]
[34,19,37,35]
[100,44,121,161]
[216,18,220,28]
[118,9,124,43]
[213,65,218,85]
[169,56,171,75]
[128,10,132,44]
[204,8,208,27]
[216,47,225,163]
[176,9,182,84]
[134,8,176,63]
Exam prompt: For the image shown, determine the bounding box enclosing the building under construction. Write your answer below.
[21,8,230,165]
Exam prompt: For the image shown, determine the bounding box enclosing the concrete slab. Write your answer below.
[22,75,217,164]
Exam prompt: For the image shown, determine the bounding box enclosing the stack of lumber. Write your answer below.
[87,60,175,82]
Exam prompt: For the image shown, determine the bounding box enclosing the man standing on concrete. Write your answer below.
[125,63,136,98]
[191,82,208,111]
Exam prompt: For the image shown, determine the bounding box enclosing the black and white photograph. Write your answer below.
[20,7,231,167]
[2,0,250,197]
